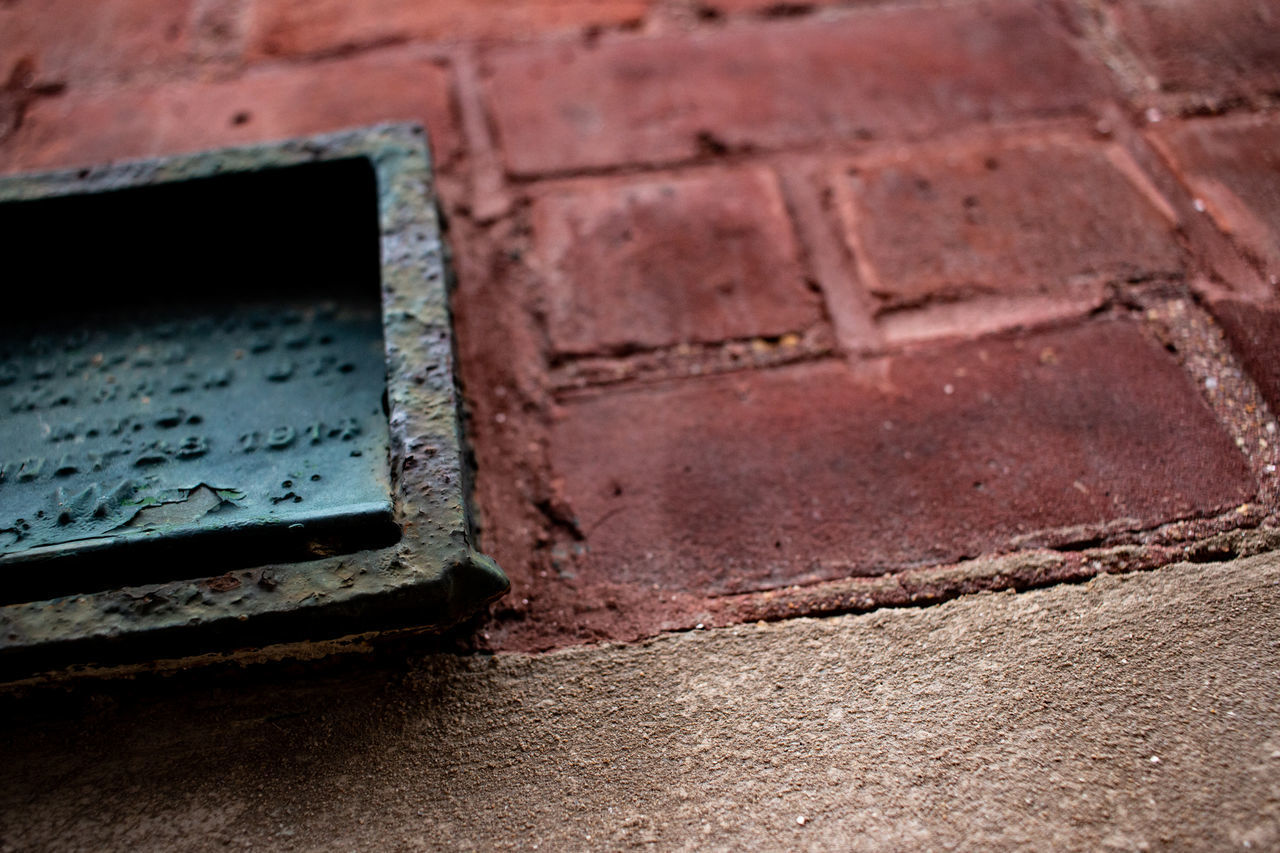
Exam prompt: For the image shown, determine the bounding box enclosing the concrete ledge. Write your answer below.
[4,552,1280,850]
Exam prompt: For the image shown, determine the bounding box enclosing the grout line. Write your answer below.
[1139,294,1280,508]
[1065,0,1280,120]
[875,289,1109,348]
[1098,100,1272,298]
[549,326,837,397]
[699,523,1280,629]
[1102,140,1179,225]
[545,290,1223,400]
[502,114,1107,187]
[775,159,882,357]
[1060,0,1153,112]
[549,301,1137,401]
[450,46,512,222]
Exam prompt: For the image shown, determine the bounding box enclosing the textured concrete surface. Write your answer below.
[4,551,1279,851]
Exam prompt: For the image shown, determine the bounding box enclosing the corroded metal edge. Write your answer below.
[0,123,508,677]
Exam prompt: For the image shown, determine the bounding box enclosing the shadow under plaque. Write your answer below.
[0,125,507,675]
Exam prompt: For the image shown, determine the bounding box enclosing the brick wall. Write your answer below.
[4,0,1279,651]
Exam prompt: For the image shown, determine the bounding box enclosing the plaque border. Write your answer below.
[0,124,508,676]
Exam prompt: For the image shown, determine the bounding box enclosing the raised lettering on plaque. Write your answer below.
[0,300,392,572]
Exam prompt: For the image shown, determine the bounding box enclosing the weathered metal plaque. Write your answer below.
[0,124,508,675]
[0,300,392,585]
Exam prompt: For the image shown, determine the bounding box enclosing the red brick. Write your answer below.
[248,0,651,58]
[697,0,847,12]
[1110,0,1280,102]
[840,139,1183,310]
[483,2,1106,175]
[532,167,822,355]
[0,0,194,85]
[1150,117,1280,277]
[0,89,163,173]
[0,49,458,173]
[550,319,1253,594]
[1211,299,1280,416]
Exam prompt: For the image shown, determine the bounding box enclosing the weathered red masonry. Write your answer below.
[2,0,1279,651]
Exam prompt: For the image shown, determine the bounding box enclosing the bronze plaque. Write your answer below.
[0,125,507,674]
[0,300,393,582]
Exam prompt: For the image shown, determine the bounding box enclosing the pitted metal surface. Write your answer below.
[0,124,507,675]
[0,301,392,574]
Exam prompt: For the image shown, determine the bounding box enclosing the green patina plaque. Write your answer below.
[0,125,507,675]
[0,300,393,581]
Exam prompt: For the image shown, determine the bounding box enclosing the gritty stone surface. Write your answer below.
[0,46,459,173]
[482,1,1105,174]
[1109,0,1280,103]
[842,139,1183,310]
[1211,298,1280,416]
[549,317,1254,595]
[3,552,1280,851]
[248,0,651,58]
[1152,116,1280,277]
[532,167,822,355]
